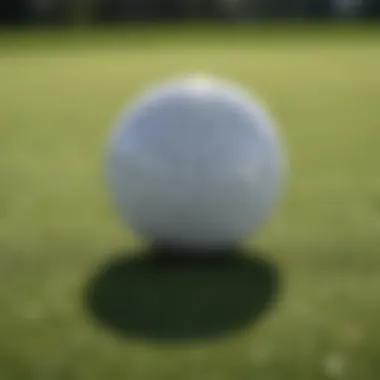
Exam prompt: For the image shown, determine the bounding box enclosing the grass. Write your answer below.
[0,24,380,379]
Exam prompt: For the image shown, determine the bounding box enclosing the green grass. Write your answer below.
[0,24,380,379]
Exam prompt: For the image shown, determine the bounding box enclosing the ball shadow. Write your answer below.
[84,246,280,343]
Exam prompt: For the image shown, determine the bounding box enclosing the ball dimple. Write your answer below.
[107,75,285,249]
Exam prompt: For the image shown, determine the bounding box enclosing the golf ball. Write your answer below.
[107,75,285,249]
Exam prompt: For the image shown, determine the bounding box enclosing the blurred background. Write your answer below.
[1,1,380,380]
[1,0,380,25]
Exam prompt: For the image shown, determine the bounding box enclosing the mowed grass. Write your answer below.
[0,25,380,379]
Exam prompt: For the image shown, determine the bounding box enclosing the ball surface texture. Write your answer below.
[107,76,285,249]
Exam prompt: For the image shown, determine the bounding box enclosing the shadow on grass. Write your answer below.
[84,246,280,343]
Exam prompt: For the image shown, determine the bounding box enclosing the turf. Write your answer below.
[0,24,380,380]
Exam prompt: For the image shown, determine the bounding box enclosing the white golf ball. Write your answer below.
[107,75,285,249]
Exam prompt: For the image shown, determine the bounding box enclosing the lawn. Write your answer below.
[0,24,380,380]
